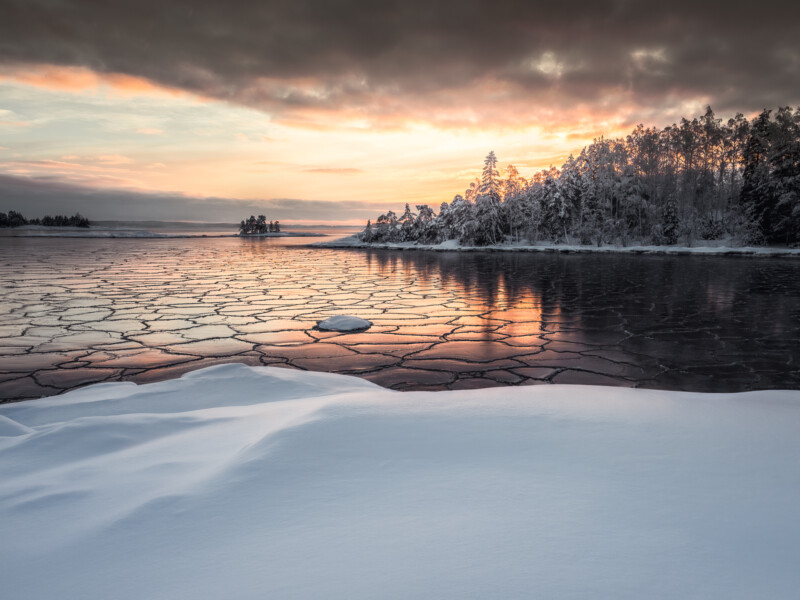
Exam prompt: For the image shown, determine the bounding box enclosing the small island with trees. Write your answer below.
[238,215,281,235]
[0,210,90,229]
[345,106,799,252]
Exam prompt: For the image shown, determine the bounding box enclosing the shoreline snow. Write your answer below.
[2,363,800,599]
[314,235,800,257]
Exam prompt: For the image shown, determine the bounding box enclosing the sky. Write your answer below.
[1,0,799,224]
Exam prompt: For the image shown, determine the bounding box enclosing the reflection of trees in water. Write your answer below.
[363,249,800,340]
[237,242,798,351]
[367,250,515,309]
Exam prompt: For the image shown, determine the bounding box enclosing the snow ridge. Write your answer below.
[2,363,800,599]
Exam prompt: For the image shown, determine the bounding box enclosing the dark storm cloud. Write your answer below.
[0,174,383,222]
[1,0,799,117]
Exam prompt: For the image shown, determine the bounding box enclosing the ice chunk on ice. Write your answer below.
[316,315,372,331]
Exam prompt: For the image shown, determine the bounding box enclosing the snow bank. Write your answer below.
[317,315,373,331]
[2,363,799,599]
[315,236,800,257]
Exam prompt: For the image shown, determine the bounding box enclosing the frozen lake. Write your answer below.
[1,234,799,400]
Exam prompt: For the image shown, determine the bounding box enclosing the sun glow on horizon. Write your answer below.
[0,64,665,222]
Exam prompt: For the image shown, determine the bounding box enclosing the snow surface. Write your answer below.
[315,235,800,257]
[2,363,800,600]
[317,314,373,331]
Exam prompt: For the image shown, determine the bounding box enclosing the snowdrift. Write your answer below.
[2,363,799,599]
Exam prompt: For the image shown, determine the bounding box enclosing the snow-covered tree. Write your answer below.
[480,151,501,197]
[503,164,524,200]
[473,192,503,245]
[450,195,476,244]
[465,178,480,203]
[415,204,438,242]
[355,106,799,248]
[399,203,417,241]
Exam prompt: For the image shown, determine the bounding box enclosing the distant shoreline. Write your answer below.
[314,236,800,258]
[0,226,327,239]
[238,232,325,238]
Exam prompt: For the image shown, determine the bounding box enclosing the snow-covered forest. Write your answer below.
[361,107,800,247]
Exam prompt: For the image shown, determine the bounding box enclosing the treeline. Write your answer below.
[0,210,90,228]
[239,215,281,235]
[361,106,800,247]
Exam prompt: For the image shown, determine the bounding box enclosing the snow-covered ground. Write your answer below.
[2,363,799,599]
[316,235,800,257]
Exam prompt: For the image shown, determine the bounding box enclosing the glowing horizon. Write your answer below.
[0,67,680,224]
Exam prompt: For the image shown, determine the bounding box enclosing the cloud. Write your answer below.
[0,108,28,127]
[0,0,798,129]
[0,157,140,189]
[96,155,134,165]
[136,127,164,135]
[0,173,386,222]
[0,64,186,97]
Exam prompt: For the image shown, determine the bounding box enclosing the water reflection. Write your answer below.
[1,236,799,400]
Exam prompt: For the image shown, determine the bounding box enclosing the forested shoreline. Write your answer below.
[360,107,800,247]
[0,210,90,228]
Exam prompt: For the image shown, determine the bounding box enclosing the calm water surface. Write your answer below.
[1,234,799,400]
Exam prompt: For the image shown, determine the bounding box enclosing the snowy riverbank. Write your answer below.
[2,363,799,599]
[315,235,800,257]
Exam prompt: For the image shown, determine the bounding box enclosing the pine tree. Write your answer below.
[474,193,503,245]
[415,204,437,243]
[768,107,800,244]
[740,110,773,243]
[399,203,417,241]
[504,164,523,199]
[436,200,454,241]
[480,151,501,197]
[450,196,476,244]
[361,219,374,242]
[7,210,27,227]
[661,200,680,245]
